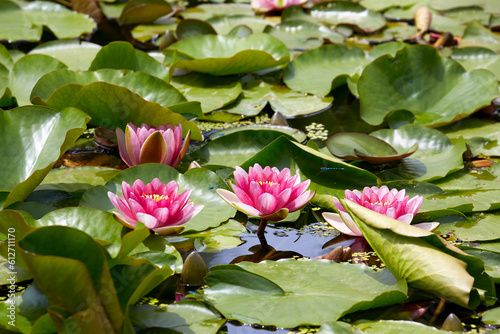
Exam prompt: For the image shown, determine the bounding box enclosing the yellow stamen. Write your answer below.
[143,194,168,202]
[257,181,279,186]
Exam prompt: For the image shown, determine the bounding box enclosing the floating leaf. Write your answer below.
[358,45,498,127]
[80,164,236,232]
[29,41,102,71]
[130,301,225,333]
[326,132,417,163]
[0,1,96,42]
[371,126,466,181]
[342,199,496,308]
[354,320,446,333]
[435,212,500,242]
[284,43,405,97]
[0,106,89,208]
[10,54,67,106]
[208,15,272,35]
[165,34,290,76]
[309,1,386,34]
[170,73,241,113]
[176,18,217,40]
[181,4,254,20]
[89,41,170,80]
[451,46,500,81]
[460,20,500,52]
[32,69,187,109]
[482,306,500,325]
[203,259,407,327]
[38,81,202,140]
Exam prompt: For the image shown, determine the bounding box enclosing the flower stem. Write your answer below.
[257,219,269,251]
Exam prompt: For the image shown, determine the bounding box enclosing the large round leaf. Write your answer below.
[31,69,187,108]
[439,118,500,156]
[89,41,169,80]
[284,43,405,97]
[10,54,67,106]
[0,1,96,42]
[165,34,290,76]
[309,1,386,34]
[38,81,202,140]
[185,128,301,169]
[203,259,407,327]
[80,164,236,232]
[170,73,241,113]
[434,212,500,242]
[371,126,466,181]
[0,106,89,208]
[342,199,494,308]
[358,45,498,127]
[118,0,173,25]
[460,21,500,52]
[265,20,344,51]
[29,41,102,71]
[326,132,418,163]
[451,47,500,81]
[207,15,272,35]
[181,4,254,20]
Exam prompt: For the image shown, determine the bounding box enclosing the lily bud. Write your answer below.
[441,313,464,332]
[181,251,208,286]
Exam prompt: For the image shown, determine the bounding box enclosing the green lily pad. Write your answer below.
[284,43,405,97]
[240,136,379,197]
[176,19,217,40]
[428,14,467,37]
[358,45,498,127]
[434,212,500,242]
[461,248,500,283]
[265,20,344,50]
[36,167,121,195]
[130,301,225,333]
[439,118,500,156]
[208,15,272,35]
[309,1,386,34]
[354,320,446,333]
[185,128,300,169]
[170,73,241,113]
[80,164,236,232]
[0,106,89,208]
[29,41,102,71]
[460,20,500,52]
[451,46,500,81]
[326,132,418,163]
[119,0,173,25]
[202,259,407,327]
[89,41,170,80]
[9,54,67,106]
[181,4,254,20]
[31,69,187,109]
[209,124,307,142]
[180,219,246,252]
[164,34,290,76]
[0,0,96,42]
[482,306,500,325]
[371,126,466,181]
[359,0,418,11]
[342,199,495,308]
[38,81,202,140]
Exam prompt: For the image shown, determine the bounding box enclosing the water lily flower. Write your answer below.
[323,186,439,237]
[217,164,315,222]
[251,0,307,13]
[116,122,190,168]
[108,178,203,235]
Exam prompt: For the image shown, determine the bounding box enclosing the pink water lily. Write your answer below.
[251,0,307,13]
[216,164,315,222]
[323,186,439,237]
[116,123,190,168]
[108,178,203,235]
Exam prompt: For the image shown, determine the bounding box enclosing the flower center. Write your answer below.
[257,181,279,186]
[143,194,168,202]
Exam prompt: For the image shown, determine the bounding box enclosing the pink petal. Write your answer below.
[405,195,423,215]
[285,190,314,212]
[116,128,134,167]
[234,166,250,191]
[170,203,204,226]
[108,192,135,221]
[172,129,190,168]
[113,212,137,228]
[256,192,277,215]
[231,184,254,206]
[136,212,160,229]
[125,124,141,166]
[154,207,170,224]
[323,212,362,237]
